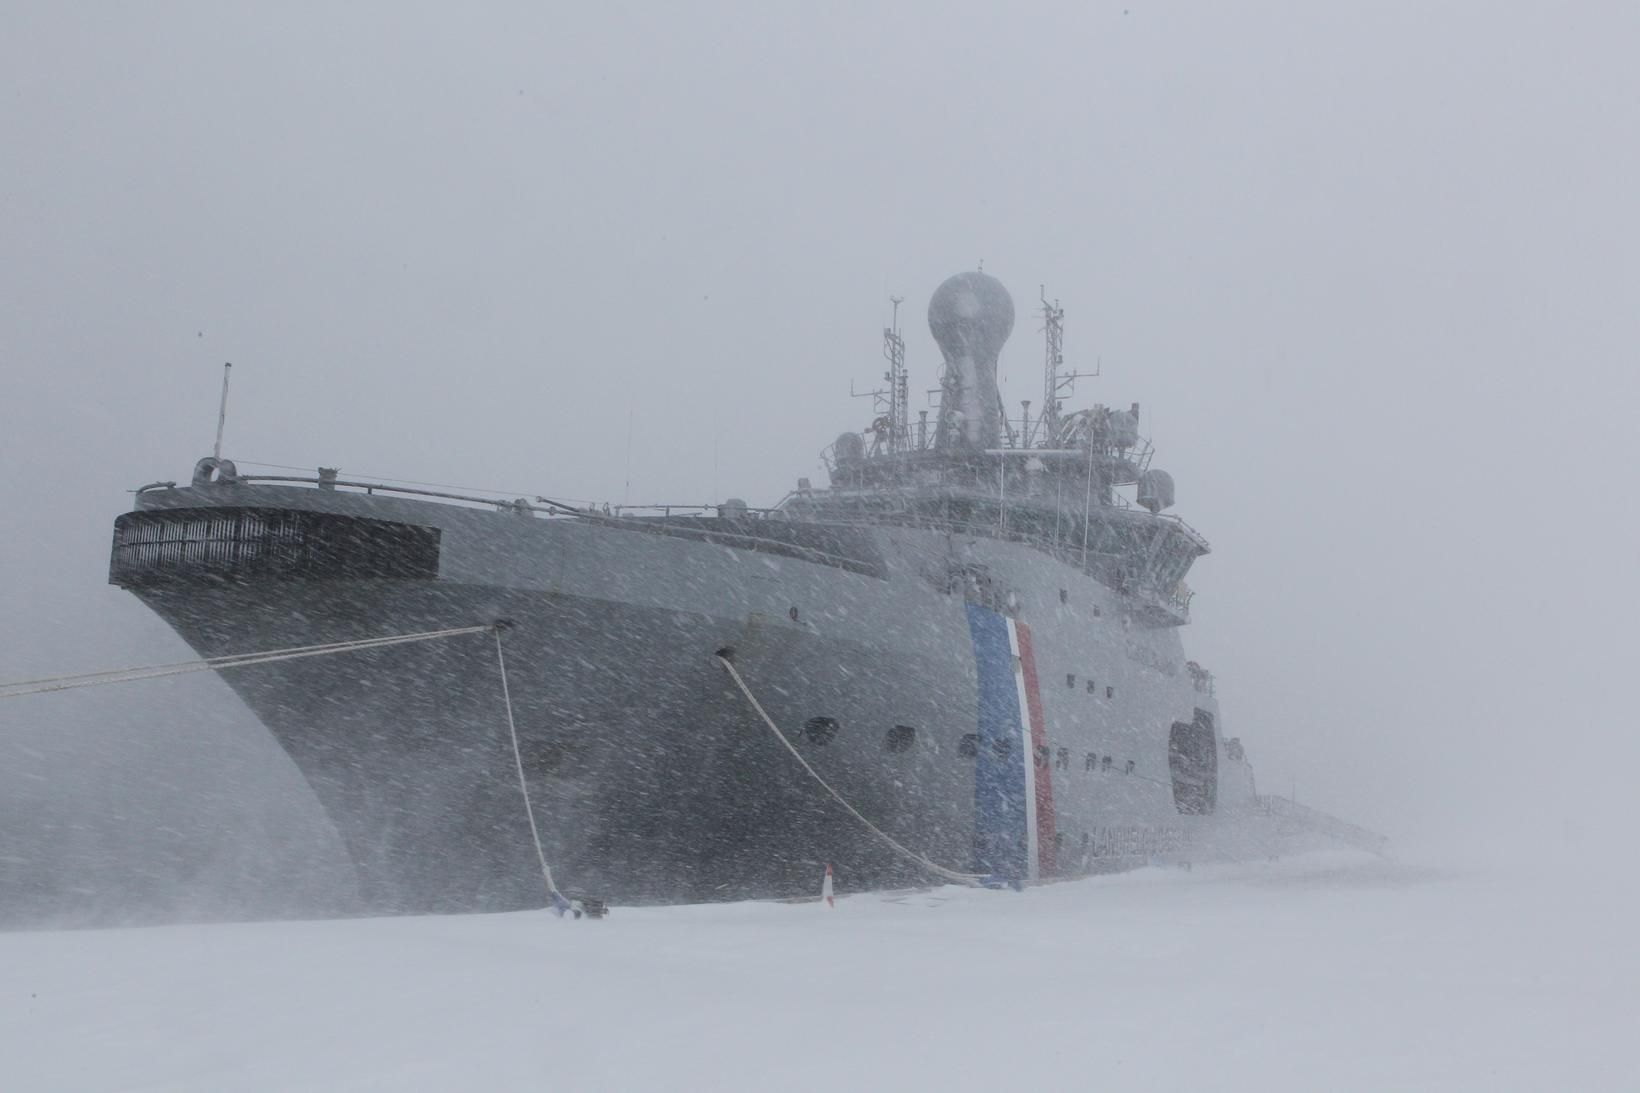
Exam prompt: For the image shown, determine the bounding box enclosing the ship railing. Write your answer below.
[779,483,1207,545]
[162,469,1182,608]
[227,474,776,520]
[234,474,573,514]
[772,497,1194,623]
[823,430,1157,485]
[193,473,867,575]
[778,488,1208,559]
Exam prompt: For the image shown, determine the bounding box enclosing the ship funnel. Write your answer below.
[929,271,1014,450]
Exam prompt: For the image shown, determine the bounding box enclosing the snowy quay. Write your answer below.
[3,851,1634,1093]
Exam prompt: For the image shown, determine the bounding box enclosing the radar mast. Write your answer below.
[884,297,909,453]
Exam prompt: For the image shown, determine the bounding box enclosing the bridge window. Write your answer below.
[1101,755,1113,771]
[993,736,1011,759]
[1086,679,1096,694]
[1106,685,1115,699]
[1085,753,1098,771]
[958,733,979,758]
[1055,747,1070,771]
[1066,673,1076,688]
[803,717,839,745]
[1033,744,1050,769]
[1125,760,1135,774]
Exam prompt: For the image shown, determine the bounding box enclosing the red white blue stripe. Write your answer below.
[966,605,1057,881]
[1008,616,1057,879]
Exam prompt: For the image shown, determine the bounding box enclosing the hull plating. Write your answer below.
[122,483,1262,912]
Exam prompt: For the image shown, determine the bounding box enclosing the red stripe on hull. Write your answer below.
[1014,622,1057,876]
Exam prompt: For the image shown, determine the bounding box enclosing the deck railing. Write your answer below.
[148,465,1194,620]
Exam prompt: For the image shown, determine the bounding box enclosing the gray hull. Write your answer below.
[137,580,975,909]
[116,482,1277,912]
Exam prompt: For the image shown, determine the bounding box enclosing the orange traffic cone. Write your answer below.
[822,863,835,908]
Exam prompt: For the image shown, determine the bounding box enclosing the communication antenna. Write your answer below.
[883,296,908,452]
[853,295,910,455]
[212,362,233,460]
[1038,287,1097,448]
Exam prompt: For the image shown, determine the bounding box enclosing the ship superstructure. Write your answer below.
[109,271,1380,914]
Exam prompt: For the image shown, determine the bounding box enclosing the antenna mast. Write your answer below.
[1038,286,1096,447]
[1039,289,1063,447]
[884,296,908,452]
[212,362,233,461]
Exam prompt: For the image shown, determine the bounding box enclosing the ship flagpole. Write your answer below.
[212,362,233,462]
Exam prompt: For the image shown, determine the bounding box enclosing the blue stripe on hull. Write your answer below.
[966,604,1028,878]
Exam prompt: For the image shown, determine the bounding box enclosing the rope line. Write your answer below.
[494,627,567,909]
[0,625,495,700]
[714,654,983,888]
[4,621,582,914]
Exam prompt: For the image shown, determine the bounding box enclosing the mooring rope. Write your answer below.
[493,626,572,912]
[2,621,580,915]
[714,653,983,888]
[0,624,497,700]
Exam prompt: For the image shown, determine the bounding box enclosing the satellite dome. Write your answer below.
[833,431,865,463]
[928,271,1015,450]
[928,271,1014,361]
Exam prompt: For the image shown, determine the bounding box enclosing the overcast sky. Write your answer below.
[3,2,1635,918]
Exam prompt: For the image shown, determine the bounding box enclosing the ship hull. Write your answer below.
[136,579,976,910]
[116,482,1284,912]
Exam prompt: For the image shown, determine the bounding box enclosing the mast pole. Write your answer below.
[1040,288,1063,447]
[884,296,908,453]
[212,363,233,461]
[1081,427,1095,568]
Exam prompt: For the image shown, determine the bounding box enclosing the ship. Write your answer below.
[108,271,1383,914]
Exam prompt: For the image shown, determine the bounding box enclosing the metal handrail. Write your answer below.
[201,474,867,574]
[240,475,555,512]
[165,471,1190,615]
[771,501,1194,620]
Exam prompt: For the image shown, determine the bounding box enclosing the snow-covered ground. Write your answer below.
[4,851,1634,1092]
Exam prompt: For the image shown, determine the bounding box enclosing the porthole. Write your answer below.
[885,724,916,752]
[958,733,979,758]
[803,716,839,745]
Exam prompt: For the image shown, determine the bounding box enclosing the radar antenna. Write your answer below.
[1037,286,1097,447]
[852,296,911,455]
[884,296,909,452]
